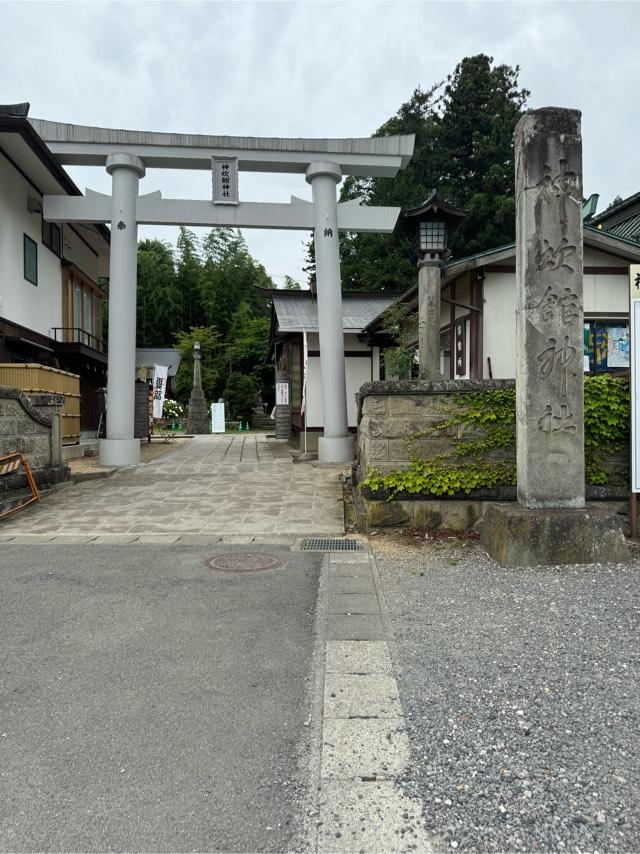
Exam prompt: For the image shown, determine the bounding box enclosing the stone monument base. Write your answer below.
[186,388,209,435]
[482,503,629,567]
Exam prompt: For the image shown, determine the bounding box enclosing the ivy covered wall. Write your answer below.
[356,377,629,499]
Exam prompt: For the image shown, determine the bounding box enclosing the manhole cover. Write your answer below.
[205,552,283,572]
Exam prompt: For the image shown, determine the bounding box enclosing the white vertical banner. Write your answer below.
[152,365,169,419]
[631,265,640,492]
[301,331,308,416]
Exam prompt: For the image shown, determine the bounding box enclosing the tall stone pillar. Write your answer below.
[100,153,145,467]
[515,108,584,508]
[305,161,354,463]
[186,344,209,434]
[418,259,442,381]
[481,107,628,566]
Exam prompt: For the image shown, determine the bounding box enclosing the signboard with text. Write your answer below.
[276,382,289,406]
[212,156,239,205]
[630,265,640,491]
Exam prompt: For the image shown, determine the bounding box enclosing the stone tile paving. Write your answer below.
[0,434,345,538]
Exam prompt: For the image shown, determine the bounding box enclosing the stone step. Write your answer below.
[62,444,84,461]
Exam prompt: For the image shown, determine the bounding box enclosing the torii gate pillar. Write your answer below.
[306,162,354,463]
[100,153,145,467]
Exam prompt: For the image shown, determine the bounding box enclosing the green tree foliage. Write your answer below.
[175,228,204,331]
[223,371,258,422]
[131,228,276,412]
[282,275,301,290]
[332,54,529,292]
[200,229,271,339]
[226,302,272,395]
[136,240,181,347]
[173,326,224,404]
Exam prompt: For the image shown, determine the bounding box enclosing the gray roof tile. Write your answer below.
[273,295,396,333]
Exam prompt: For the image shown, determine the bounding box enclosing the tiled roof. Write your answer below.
[135,348,182,377]
[273,294,396,333]
[603,213,640,243]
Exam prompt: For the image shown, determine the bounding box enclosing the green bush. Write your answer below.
[223,372,258,422]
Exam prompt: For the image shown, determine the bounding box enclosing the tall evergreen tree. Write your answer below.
[175,227,204,331]
[323,54,529,292]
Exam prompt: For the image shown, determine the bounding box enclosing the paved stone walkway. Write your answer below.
[0,434,345,540]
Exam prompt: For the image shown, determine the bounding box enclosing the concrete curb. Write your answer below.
[309,547,432,852]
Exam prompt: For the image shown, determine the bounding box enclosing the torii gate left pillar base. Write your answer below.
[100,438,141,467]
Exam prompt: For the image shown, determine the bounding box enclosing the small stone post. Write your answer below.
[186,342,209,434]
[418,260,442,381]
[515,108,585,508]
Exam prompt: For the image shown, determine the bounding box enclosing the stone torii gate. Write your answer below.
[32,119,414,466]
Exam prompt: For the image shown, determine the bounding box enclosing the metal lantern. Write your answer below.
[396,190,467,260]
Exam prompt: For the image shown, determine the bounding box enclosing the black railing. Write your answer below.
[52,328,106,353]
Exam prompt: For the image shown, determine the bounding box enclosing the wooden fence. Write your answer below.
[0,364,80,444]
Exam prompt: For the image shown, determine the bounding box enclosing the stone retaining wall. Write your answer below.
[354,379,630,531]
[356,379,515,482]
[0,385,70,510]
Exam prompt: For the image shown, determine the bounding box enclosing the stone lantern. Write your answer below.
[396,191,466,380]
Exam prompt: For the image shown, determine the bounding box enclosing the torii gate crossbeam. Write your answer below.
[33,119,415,466]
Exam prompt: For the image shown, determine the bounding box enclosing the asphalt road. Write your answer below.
[0,544,321,853]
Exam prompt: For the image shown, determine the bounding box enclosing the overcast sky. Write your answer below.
[2,0,639,286]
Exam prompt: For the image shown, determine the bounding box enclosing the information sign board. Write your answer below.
[276,382,289,406]
[211,401,225,433]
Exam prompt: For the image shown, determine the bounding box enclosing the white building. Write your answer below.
[0,104,110,430]
[364,227,640,379]
[265,289,396,450]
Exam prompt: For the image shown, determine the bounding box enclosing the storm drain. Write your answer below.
[205,552,283,572]
[302,538,364,552]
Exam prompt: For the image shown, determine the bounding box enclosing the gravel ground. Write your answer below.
[373,534,640,852]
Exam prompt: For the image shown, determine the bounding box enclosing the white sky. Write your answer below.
[2,0,639,286]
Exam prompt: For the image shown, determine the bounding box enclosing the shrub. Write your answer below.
[223,372,258,422]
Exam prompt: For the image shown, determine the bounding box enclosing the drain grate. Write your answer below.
[205,552,283,572]
[302,538,364,552]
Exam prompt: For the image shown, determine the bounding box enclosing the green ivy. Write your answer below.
[361,456,516,498]
[360,377,630,497]
[584,375,629,484]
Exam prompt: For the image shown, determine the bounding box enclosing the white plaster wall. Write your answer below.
[584,246,624,267]
[0,154,62,337]
[583,271,628,313]
[482,254,631,378]
[482,272,517,378]
[304,332,373,428]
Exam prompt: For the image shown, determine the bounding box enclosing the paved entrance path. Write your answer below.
[0,434,344,540]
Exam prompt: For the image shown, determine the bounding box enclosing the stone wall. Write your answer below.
[0,385,69,509]
[354,379,628,531]
[356,379,515,482]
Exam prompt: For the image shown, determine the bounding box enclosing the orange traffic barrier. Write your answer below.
[0,453,40,519]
